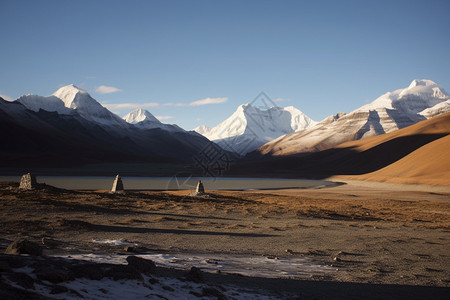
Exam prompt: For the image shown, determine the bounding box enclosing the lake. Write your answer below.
[0,176,337,190]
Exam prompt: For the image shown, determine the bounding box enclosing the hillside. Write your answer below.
[232,112,450,185]
[255,79,449,156]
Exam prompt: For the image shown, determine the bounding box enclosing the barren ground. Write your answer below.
[0,180,449,298]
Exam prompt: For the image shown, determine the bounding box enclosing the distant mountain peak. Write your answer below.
[194,103,316,154]
[408,79,437,89]
[53,84,88,97]
[123,108,184,132]
[16,84,124,126]
[52,84,90,109]
[255,79,450,157]
[124,108,161,124]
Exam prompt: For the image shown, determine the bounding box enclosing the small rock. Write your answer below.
[5,239,42,256]
[185,266,203,283]
[285,249,294,254]
[196,180,205,194]
[111,174,124,193]
[123,246,149,253]
[126,256,156,274]
[123,246,135,252]
[19,173,38,190]
[333,256,342,262]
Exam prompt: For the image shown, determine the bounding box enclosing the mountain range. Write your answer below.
[230,111,450,185]
[1,79,449,181]
[0,85,216,173]
[252,79,449,156]
[195,104,316,155]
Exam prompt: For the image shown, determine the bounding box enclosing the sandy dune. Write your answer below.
[347,134,450,185]
[336,112,450,185]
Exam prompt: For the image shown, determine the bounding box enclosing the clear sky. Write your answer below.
[1,0,449,130]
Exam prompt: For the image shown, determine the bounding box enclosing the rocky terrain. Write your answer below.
[0,180,449,299]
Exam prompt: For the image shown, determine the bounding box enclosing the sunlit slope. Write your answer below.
[335,112,450,185]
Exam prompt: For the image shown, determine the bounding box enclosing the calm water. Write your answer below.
[0,176,335,190]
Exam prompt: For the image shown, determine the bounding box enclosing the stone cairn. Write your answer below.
[111,174,124,193]
[19,173,38,190]
[194,180,205,195]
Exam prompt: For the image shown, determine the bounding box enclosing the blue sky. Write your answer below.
[1,0,449,129]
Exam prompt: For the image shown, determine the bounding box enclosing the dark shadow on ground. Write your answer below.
[93,224,276,237]
[144,211,236,221]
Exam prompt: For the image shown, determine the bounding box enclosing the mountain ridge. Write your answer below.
[17,84,124,126]
[0,89,222,173]
[254,79,450,157]
[195,103,316,155]
[124,108,183,132]
[230,112,450,185]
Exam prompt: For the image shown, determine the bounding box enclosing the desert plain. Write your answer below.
[0,178,449,299]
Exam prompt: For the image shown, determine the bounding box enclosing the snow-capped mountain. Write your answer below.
[18,84,125,126]
[194,104,316,155]
[0,86,220,170]
[123,109,183,132]
[124,108,160,124]
[255,79,450,156]
[17,85,187,132]
[419,100,450,118]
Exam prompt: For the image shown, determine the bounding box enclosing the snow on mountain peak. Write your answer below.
[397,79,448,113]
[359,79,448,113]
[123,108,184,132]
[123,109,160,124]
[49,84,125,125]
[257,80,450,157]
[193,124,212,135]
[408,79,436,89]
[52,84,90,109]
[15,84,124,126]
[194,103,316,154]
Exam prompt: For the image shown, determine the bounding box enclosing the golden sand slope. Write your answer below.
[337,112,450,185]
[351,134,450,185]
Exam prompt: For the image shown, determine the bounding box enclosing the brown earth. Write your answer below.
[233,112,450,186]
[344,134,450,185]
[336,112,450,185]
[0,180,449,298]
